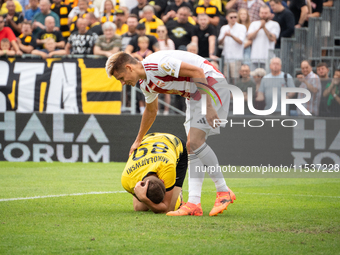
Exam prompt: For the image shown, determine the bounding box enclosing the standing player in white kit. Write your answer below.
[106,50,236,216]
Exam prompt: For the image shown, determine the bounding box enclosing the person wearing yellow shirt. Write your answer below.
[114,8,128,35]
[0,0,22,16]
[139,5,163,39]
[121,133,188,214]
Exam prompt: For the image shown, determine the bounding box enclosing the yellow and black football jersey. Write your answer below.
[121,133,187,195]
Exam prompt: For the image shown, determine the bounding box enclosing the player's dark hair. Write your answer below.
[144,176,166,204]
[335,69,340,73]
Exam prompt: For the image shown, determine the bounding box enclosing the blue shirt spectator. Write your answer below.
[25,0,41,21]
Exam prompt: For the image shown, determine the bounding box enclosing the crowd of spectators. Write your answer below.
[0,0,338,116]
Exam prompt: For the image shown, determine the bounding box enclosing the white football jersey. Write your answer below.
[139,50,224,103]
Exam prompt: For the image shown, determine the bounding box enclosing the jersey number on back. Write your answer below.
[132,142,169,161]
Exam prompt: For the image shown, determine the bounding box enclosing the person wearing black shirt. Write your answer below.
[130,0,148,20]
[121,14,139,51]
[3,0,24,37]
[51,0,72,39]
[162,0,193,24]
[289,0,308,27]
[85,12,103,42]
[305,0,323,26]
[166,6,194,50]
[270,0,294,48]
[17,21,37,54]
[192,13,217,58]
[36,16,65,49]
[51,18,95,55]
[125,23,159,53]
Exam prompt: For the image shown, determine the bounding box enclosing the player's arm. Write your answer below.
[129,98,158,156]
[178,62,219,128]
[134,180,173,213]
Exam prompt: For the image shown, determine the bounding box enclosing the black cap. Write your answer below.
[136,23,146,30]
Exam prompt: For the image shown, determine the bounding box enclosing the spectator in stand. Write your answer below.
[55,17,95,55]
[270,0,294,49]
[162,0,193,24]
[296,60,322,116]
[237,8,252,65]
[68,0,99,33]
[226,0,265,22]
[94,22,121,57]
[317,62,331,116]
[36,16,65,49]
[3,0,23,37]
[192,13,217,59]
[156,24,174,115]
[130,0,147,20]
[131,35,152,60]
[256,57,295,115]
[31,37,60,58]
[0,0,23,16]
[250,67,266,110]
[121,14,138,51]
[0,38,15,56]
[115,9,128,36]
[32,0,60,36]
[193,0,220,26]
[100,0,115,23]
[148,0,167,18]
[17,20,36,53]
[51,0,72,39]
[157,25,175,51]
[235,64,256,114]
[18,0,29,15]
[322,69,340,117]
[24,0,40,21]
[125,23,159,53]
[197,0,223,14]
[247,5,280,70]
[305,0,323,26]
[86,12,103,41]
[139,5,164,39]
[289,0,308,28]
[218,9,246,83]
[166,6,195,50]
[186,42,198,54]
[0,15,22,54]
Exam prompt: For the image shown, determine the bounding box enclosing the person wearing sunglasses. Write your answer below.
[218,9,247,84]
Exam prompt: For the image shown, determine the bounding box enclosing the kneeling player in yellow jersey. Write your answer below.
[121,133,188,214]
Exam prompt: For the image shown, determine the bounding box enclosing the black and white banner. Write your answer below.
[0,113,339,166]
[0,58,121,114]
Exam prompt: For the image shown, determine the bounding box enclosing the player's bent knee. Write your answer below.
[189,139,205,152]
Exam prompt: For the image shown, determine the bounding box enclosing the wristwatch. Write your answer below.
[334,93,337,98]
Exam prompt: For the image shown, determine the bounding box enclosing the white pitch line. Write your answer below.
[0,191,127,202]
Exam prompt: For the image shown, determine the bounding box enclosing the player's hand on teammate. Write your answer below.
[134,180,149,202]
[129,140,142,156]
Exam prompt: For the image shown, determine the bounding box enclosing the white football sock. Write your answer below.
[187,154,204,204]
[194,143,229,193]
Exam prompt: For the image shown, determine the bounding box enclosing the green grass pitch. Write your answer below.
[0,162,339,254]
